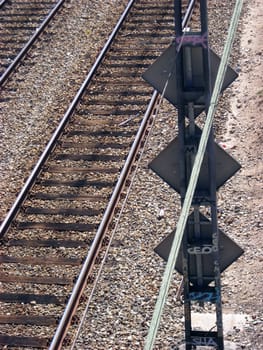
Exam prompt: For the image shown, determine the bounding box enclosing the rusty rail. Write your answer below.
[0,0,66,86]
[0,0,136,238]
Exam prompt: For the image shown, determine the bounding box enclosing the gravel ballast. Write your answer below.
[1,1,262,349]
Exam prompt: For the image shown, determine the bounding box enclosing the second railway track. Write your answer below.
[0,0,180,348]
[0,0,66,85]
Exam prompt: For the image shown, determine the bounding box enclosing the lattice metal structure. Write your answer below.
[176,2,223,348]
[143,0,243,348]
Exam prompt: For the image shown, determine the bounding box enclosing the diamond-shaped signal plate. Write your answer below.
[154,212,244,286]
[142,42,238,116]
[149,125,241,195]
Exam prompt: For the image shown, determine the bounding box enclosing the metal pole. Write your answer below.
[144,1,243,348]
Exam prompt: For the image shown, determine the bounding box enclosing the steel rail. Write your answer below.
[182,0,198,28]
[0,0,8,9]
[49,88,159,350]
[0,0,66,86]
[0,0,136,238]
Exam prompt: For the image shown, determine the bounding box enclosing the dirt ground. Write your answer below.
[217,0,263,348]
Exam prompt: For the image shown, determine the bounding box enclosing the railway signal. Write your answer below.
[143,43,238,117]
[143,1,244,349]
[148,125,241,198]
[154,212,244,287]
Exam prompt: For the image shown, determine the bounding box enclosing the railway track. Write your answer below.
[0,0,66,85]
[0,0,194,348]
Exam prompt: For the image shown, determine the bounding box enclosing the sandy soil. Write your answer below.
[218,0,263,348]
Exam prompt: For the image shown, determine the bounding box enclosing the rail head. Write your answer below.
[0,0,136,238]
[0,0,67,87]
[48,89,159,350]
[0,0,8,8]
